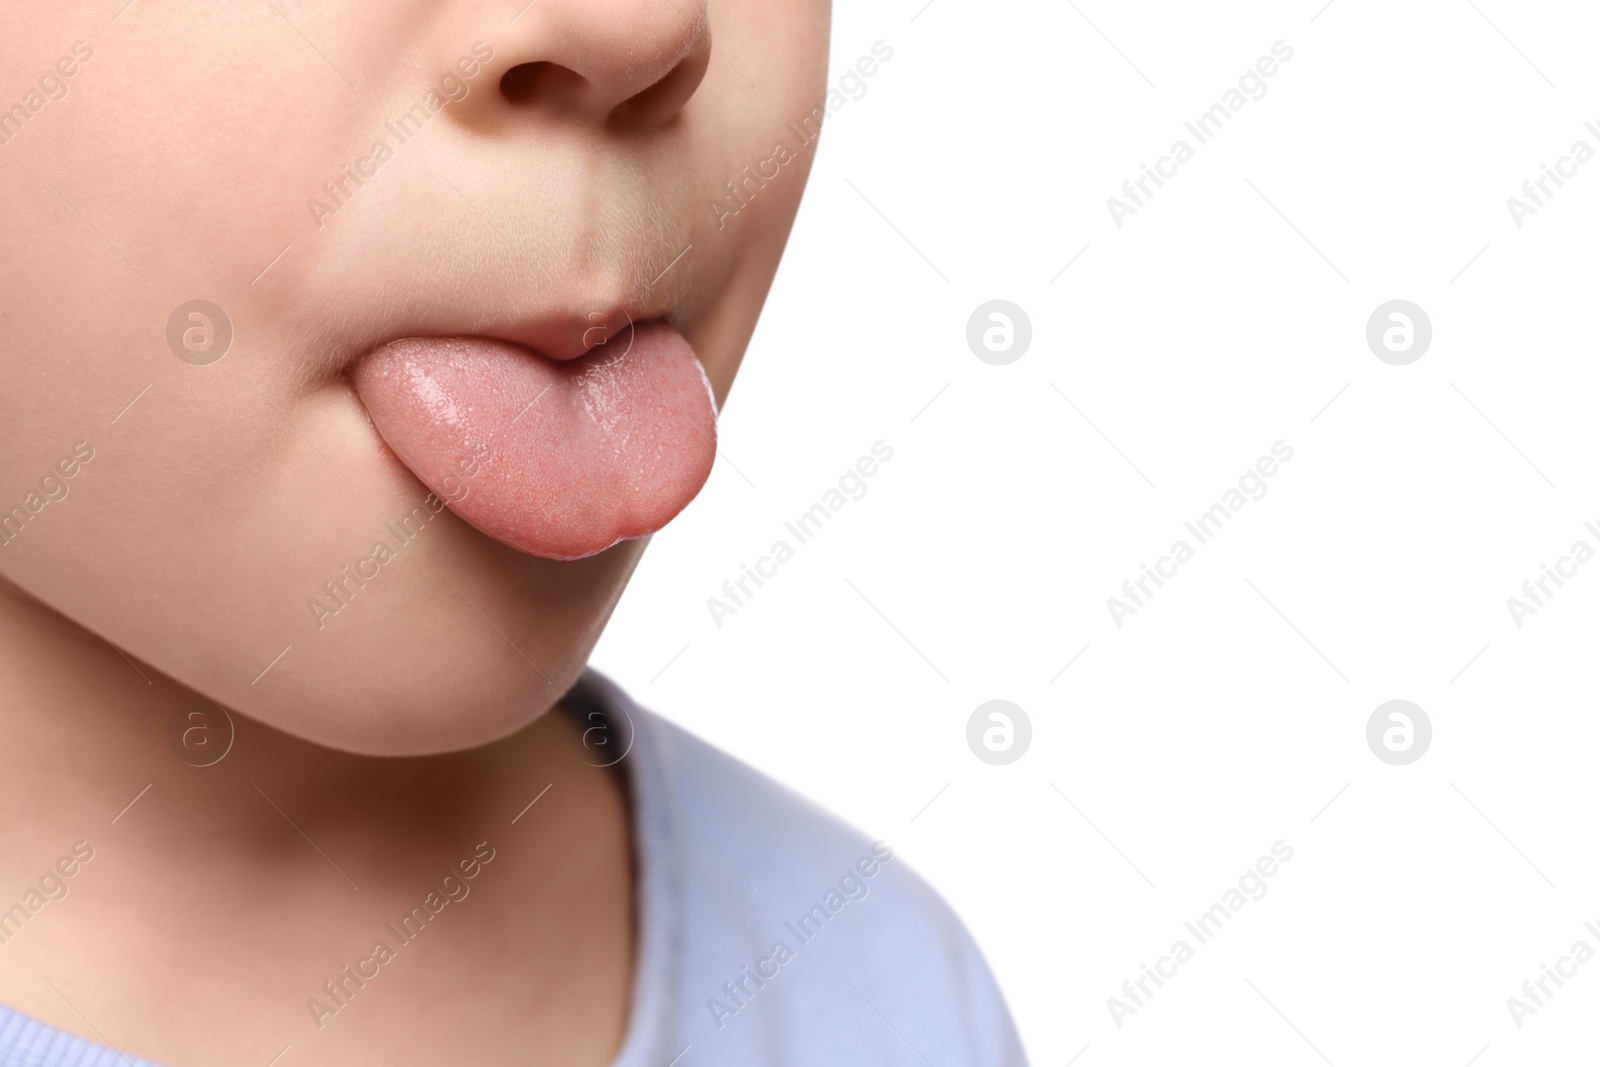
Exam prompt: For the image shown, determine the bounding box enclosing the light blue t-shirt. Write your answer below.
[0,670,1027,1066]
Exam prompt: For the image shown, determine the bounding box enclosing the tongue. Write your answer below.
[351,323,717,560]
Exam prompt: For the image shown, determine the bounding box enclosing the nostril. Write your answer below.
[607,30,712,131]
[499,61,550,105]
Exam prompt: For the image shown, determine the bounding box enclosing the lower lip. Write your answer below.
[350,322,718,560]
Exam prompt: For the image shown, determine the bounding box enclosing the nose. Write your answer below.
[441,0,712,129]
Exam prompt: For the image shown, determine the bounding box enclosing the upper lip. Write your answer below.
[439,304,666,363]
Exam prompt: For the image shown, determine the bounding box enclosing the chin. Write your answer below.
[252,643,588,758]
[215,535,646,759]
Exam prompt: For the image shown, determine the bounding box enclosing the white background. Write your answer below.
[594,2,1600,1063]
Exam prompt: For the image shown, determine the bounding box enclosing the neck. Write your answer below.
[0,575,635,1066]
[0,574,594,852]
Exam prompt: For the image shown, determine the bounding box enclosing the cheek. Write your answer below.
[5,424,644,754]
[2,0,830,754]
[0,331,644,756]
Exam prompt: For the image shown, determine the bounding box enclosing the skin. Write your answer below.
[0,0,829,1063]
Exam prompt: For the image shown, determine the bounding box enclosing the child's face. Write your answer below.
[0,0,829,753]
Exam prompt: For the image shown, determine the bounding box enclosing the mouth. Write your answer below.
[349,317,718,561]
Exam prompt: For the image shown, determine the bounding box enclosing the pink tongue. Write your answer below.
[351,323,717,560]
